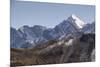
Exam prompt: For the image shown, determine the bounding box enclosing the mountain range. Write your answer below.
[11,14,95,48]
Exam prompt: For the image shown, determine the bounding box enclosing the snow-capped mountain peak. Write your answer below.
[67,14,86,29]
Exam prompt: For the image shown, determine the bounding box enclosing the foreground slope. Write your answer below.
[11,33,95,66]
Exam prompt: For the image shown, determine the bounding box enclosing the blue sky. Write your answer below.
[11,0,95,28]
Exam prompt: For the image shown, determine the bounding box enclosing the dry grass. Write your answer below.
[11,40,63,66]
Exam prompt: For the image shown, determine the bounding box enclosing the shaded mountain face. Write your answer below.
[10,27,26,48]
[82,22,95,33]
[11,14,94,48]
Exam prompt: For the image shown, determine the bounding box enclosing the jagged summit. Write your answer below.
[67,14,86,29]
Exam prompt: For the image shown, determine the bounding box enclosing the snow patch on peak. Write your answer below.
[18,26,25,33]
[71,14,78,19]
[67,14,86,29]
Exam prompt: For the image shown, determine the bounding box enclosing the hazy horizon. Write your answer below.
[11,0,95,29]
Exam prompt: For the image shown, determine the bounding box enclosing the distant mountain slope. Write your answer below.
[82,22,95,33]
[10,27,26,48]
